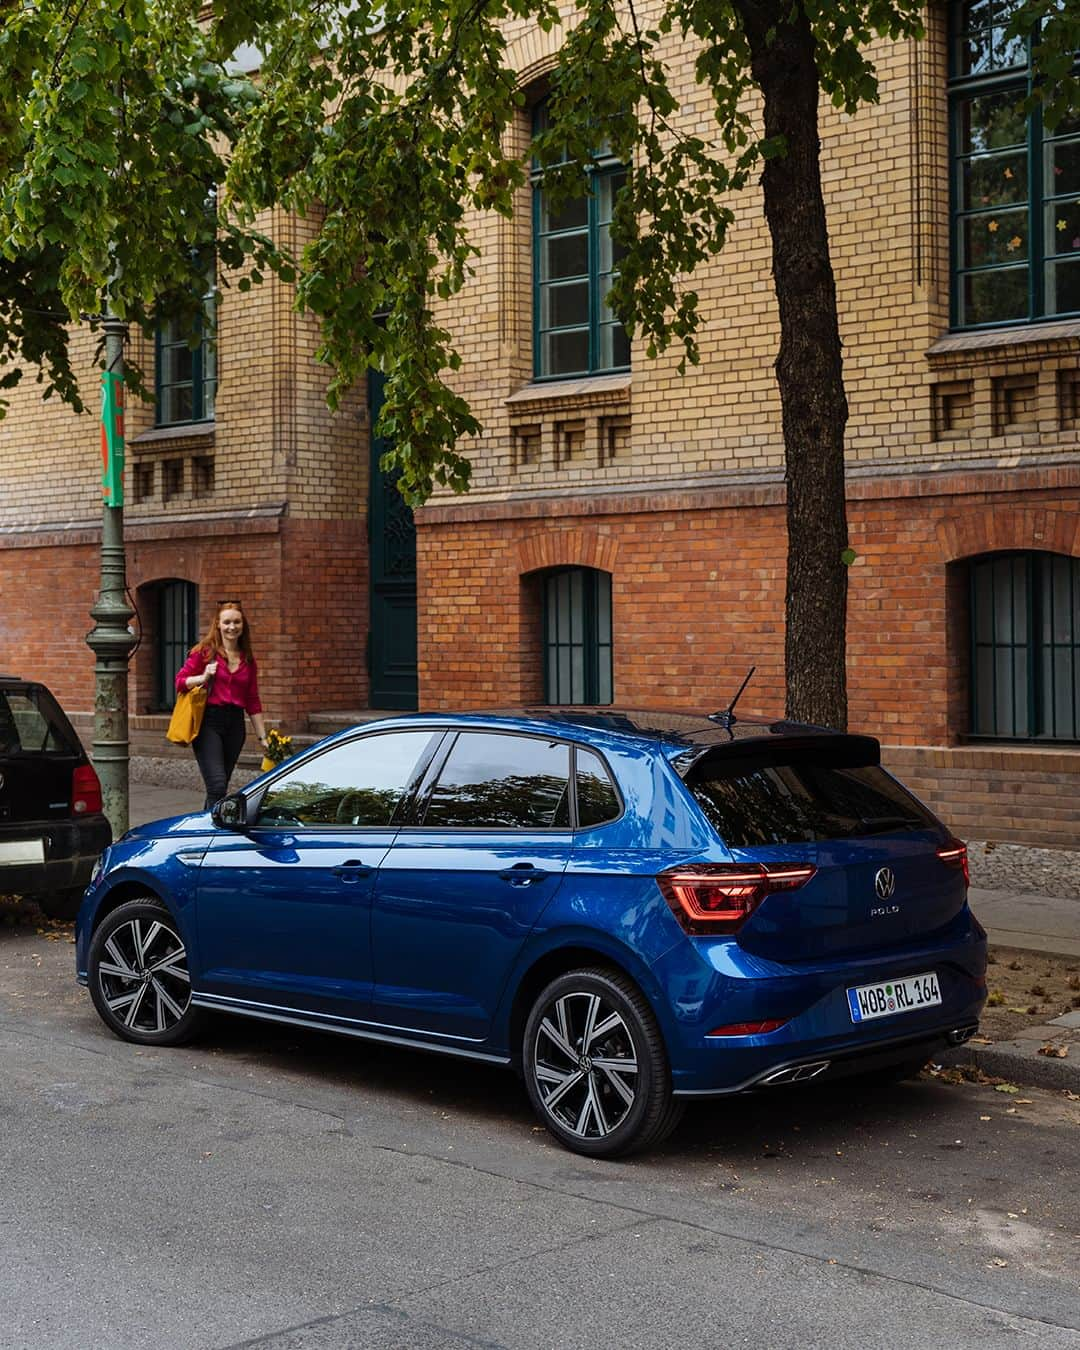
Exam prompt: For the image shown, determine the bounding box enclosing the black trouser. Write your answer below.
[193,703,247,809]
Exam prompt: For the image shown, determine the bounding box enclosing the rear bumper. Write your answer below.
[673,1022,979,1097]
[0,817,110,897]
[657,906,988,1095]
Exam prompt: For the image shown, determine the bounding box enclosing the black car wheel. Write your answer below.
[523,967,683,1158]
[38,887,85,921]
[88,898,205,1046]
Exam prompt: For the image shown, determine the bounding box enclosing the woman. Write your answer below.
[175,600,269,809]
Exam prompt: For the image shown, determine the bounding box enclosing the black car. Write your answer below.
[0,675,111,919]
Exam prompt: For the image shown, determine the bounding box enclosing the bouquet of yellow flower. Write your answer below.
[260,728,294,773]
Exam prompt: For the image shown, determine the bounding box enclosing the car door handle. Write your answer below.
[498,865,550,887]
[333,860,373,882]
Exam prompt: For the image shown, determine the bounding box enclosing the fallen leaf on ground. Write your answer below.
[994,1083,1020,1094]
[1038,1043,1069,1058]
[970,1036,993,1045]
[1014,1098,1033,1105]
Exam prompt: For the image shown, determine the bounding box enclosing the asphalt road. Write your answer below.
[2,912,1078,1350]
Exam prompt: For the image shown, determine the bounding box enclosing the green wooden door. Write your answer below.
[368,370,418,709]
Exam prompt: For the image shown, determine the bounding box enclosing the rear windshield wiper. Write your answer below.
[856,814,922,834]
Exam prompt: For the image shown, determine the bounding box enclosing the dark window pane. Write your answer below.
[257,731,434,827]
[541,280,590,329]
[962,150,1027,209]
[1046,257,1080,314]
[576,748,620,826]
[599,321,630,370]
[1046,137,1080,197]
[544,329,589,376]
[162,385,194,424]
[959,267,1029,324]
[541,232,589,281]
[686,759,936,847]
[423,733,570,828]
[961,208,1028,266]
[540,194,589,233]
[1047,197,1080,256]
[957,91,1028,154]
[160,344,194,386]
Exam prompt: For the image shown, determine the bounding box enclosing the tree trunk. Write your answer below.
[734,0,850,730]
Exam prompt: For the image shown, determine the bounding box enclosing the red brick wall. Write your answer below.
[415,467,1080,842]
[0,515,368,729]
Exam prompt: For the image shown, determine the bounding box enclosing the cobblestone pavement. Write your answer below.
[968,839,1080,899]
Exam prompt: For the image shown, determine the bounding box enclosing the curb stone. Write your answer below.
[939,1020,1079,1094]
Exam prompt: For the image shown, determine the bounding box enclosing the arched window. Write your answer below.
[542,567,613,705]
[531,102,630,378]
[156,580,199,710]
[970,552,1079,740]
[949,2,1080,327]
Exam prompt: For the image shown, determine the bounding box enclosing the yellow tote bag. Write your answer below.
[166,685,208,745]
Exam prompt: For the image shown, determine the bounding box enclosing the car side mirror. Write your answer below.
[212,793,248,830]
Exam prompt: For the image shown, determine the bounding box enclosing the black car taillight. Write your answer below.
[937,839,969,888]
[657,863,816,935]
[72,764,103,815]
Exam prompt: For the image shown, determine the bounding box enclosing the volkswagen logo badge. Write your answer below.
[874,867,897,901]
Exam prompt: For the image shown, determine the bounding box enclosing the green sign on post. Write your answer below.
[100,368,125,507]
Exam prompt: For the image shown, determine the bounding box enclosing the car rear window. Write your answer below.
[0,689,72,755]
[685,755,937,846]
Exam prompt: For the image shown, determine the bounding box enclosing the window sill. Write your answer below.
[505,374,631,407]
[131,421,217,445]
[927,318,1080,358]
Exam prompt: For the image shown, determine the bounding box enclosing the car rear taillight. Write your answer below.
[72,764,102,815]
[657,863,816,935]
[936,839,969,888]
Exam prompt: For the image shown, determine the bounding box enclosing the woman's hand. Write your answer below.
[203,660,218,681]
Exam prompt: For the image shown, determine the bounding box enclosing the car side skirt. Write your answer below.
[191,992,513,1066]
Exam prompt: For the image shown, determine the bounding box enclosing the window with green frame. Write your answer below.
[532,103,630,379]
[543,567,613,705]
[155,579,198,711]
[155,258,217,426]
[949,1,1080,328]
[970,552,1080,741]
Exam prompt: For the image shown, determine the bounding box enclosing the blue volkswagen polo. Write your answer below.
[76,709,987,1157]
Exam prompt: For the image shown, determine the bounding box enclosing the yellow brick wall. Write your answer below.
[0,209,367,534]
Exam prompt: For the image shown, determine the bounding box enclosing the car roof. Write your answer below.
[346,707,874,771]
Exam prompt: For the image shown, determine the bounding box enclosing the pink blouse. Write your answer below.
[175,648,263,715]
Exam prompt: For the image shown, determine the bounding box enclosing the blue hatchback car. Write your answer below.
[76,709,987,1157]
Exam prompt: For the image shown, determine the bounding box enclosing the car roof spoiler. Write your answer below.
[671,732,882,778]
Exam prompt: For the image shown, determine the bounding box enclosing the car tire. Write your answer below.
[88,897,206,1046]
[38,887,85,921]
[523,966,684,1159]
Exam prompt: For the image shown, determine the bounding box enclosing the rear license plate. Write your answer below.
[0,838,44,866]
[847,971,941,1024]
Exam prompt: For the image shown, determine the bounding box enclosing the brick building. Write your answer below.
[1,5,1078,844]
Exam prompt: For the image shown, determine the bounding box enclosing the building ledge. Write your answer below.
[131,421,217,446]
[927,319,1080,357]
[505,374,631,406]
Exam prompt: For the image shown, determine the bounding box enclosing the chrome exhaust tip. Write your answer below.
[946,1025,979,1046]
[759,1060,830,1086]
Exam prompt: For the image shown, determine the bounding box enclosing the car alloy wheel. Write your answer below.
[523,967,683,1158]
[88,898,205,1046]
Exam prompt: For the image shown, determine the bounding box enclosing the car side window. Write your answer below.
[256,731,436,828]
[575,748,620,827]
[422,733,571,829]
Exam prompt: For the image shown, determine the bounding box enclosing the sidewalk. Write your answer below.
[123,786,1079,1092]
